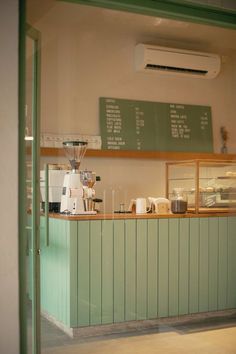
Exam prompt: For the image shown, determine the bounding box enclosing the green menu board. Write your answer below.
[99,97,213,152]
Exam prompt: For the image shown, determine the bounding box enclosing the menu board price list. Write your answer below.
[170,104,191,140]
[104,99,126,150]
[200,113,209,130]
[135,107,145,150]
[106,104,121,133]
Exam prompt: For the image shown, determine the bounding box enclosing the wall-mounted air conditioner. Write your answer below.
[135,43,221,79]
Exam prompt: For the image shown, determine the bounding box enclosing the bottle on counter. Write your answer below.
[171,188,188,214]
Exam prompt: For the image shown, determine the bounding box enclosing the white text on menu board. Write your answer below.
[105,98,126,149]
[170,104,191,139]
[200,112,209,130]
[135,106,145,150]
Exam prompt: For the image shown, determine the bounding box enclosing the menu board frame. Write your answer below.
[99,97,213,153]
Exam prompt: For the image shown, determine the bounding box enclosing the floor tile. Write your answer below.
[40,315,236,354]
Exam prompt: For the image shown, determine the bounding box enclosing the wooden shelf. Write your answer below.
[40,147,236,161]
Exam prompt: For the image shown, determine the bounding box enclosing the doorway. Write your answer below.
[21,1,236,353]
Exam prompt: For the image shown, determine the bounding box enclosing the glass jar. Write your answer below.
[171,188,187,214]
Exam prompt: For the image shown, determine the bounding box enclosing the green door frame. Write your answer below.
[19,1,41,352]
[60,0,236,29]
[19,1,26,352]
[27,24,41,354]
[19,1,235,354]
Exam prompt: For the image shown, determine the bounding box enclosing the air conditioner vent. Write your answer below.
[135,44,221,79]
[145,64,208,75]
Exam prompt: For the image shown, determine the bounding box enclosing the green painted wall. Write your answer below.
[39,216,236,328]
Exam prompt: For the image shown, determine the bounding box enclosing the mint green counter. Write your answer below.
[39,215,236,330]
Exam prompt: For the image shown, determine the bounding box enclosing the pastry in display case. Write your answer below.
[166,160,236,213]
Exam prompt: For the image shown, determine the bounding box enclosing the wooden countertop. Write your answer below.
[46,211,236,221]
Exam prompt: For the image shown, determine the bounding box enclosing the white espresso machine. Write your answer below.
[40,164,68,213]
[60,140,98,215]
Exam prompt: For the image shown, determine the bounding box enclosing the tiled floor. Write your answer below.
[41,314,236,354]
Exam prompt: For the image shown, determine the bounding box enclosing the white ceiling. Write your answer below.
[27,1,236,52]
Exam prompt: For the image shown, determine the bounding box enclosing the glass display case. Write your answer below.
[166,160,236,213]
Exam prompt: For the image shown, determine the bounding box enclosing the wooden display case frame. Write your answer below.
[166,159,236,213]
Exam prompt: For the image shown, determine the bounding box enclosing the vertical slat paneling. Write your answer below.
[227,217,236,308]
[90,220,102,325]
[55,220,63,323]
[125,219,136,321]
[40,216,46,312]
[179,218,189,315]
[65,221,71,325]
[77,221,90,326]
[49,219,56,318]
[57,221,62,322]
[137,219,148,320]
[158,219,169,317]
[168,218,179,317]
[218,217,228,309]
[147,219,158,319]
[43,219,70,326]
[208,218,219,311]
[51,219,58,318]
[41,217,50,314]
[64,221,70,325]
[39,216,45,306]
[59,220,67,324]
[199,218,209,312]
[69,221,78,327]
[40,215,236,330]
[189,218,199,313]
[101,220,114,324]
[114,220,125,322]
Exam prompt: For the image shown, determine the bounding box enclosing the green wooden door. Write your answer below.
[19,25,41,354]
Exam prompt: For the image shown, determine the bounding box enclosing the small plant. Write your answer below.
[220,126,228,153]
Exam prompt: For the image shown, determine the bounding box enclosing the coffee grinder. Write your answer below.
[60,141,96,215]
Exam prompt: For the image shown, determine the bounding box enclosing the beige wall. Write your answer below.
[0,1,19,353]
[37,3,236,212]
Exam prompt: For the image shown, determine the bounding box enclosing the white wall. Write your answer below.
[0,1,19,353]
[36,3,236,211]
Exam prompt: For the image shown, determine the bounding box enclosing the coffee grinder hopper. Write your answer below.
[62,141,88,172]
